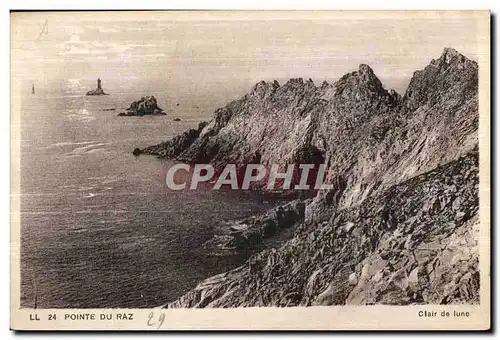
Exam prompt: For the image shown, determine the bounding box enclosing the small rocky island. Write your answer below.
[86,78,108,96]
[118,96,166,116]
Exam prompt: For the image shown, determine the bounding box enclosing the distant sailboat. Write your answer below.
[32,84,35,94]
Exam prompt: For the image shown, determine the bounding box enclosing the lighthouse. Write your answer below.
[86,77,107,95]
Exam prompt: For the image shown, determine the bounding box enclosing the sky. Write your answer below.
[11,11,482,109]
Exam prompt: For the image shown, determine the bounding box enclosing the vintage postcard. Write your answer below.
[10,10,490,330]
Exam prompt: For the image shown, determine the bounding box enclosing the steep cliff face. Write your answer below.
[311,47,478,212]
[141,48,480,306]
[143,48,477,208]
[167,149,479,307]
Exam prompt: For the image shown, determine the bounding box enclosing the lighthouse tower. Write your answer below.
[86,78,107,95]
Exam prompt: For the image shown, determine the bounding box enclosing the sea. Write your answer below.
[18,82,274,308]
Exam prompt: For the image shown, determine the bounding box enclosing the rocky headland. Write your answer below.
[118,96,166,116]
[140,48,480,306]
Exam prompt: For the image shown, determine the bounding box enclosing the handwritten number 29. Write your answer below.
[147,312,165,329]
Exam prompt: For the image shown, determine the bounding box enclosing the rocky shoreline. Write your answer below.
[165,149,479,307]
[202,200,307,257]
[139,48,480,307]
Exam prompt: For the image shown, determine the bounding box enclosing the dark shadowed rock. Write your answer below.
[132,148,141,156]
[403,47,478,112]
[119,96,166,116]
[202,200,306,255]
[166,150,479,308]
[138,121,208,157]
[87,89,107,96]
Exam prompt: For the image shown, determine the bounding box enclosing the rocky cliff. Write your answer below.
[167,149,479,307]
[142,48,480,306]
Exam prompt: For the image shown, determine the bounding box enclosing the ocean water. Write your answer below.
[18,84,274,308]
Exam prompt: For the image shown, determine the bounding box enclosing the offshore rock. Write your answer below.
[86,88,107,96]
[132,148,141,156]
[118,96,165,116]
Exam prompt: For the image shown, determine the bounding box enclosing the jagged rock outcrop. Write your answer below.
[166,149,479,307]
[141,48,480,307]
[403,48,478,112]
[86,88,107,96]
[202,200,307,256]
[118,96,165,116]
[136,121,207,157]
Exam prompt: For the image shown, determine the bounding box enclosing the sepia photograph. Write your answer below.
[10,10,490,330]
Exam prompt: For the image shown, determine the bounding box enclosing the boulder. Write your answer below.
[132,148,142,156]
